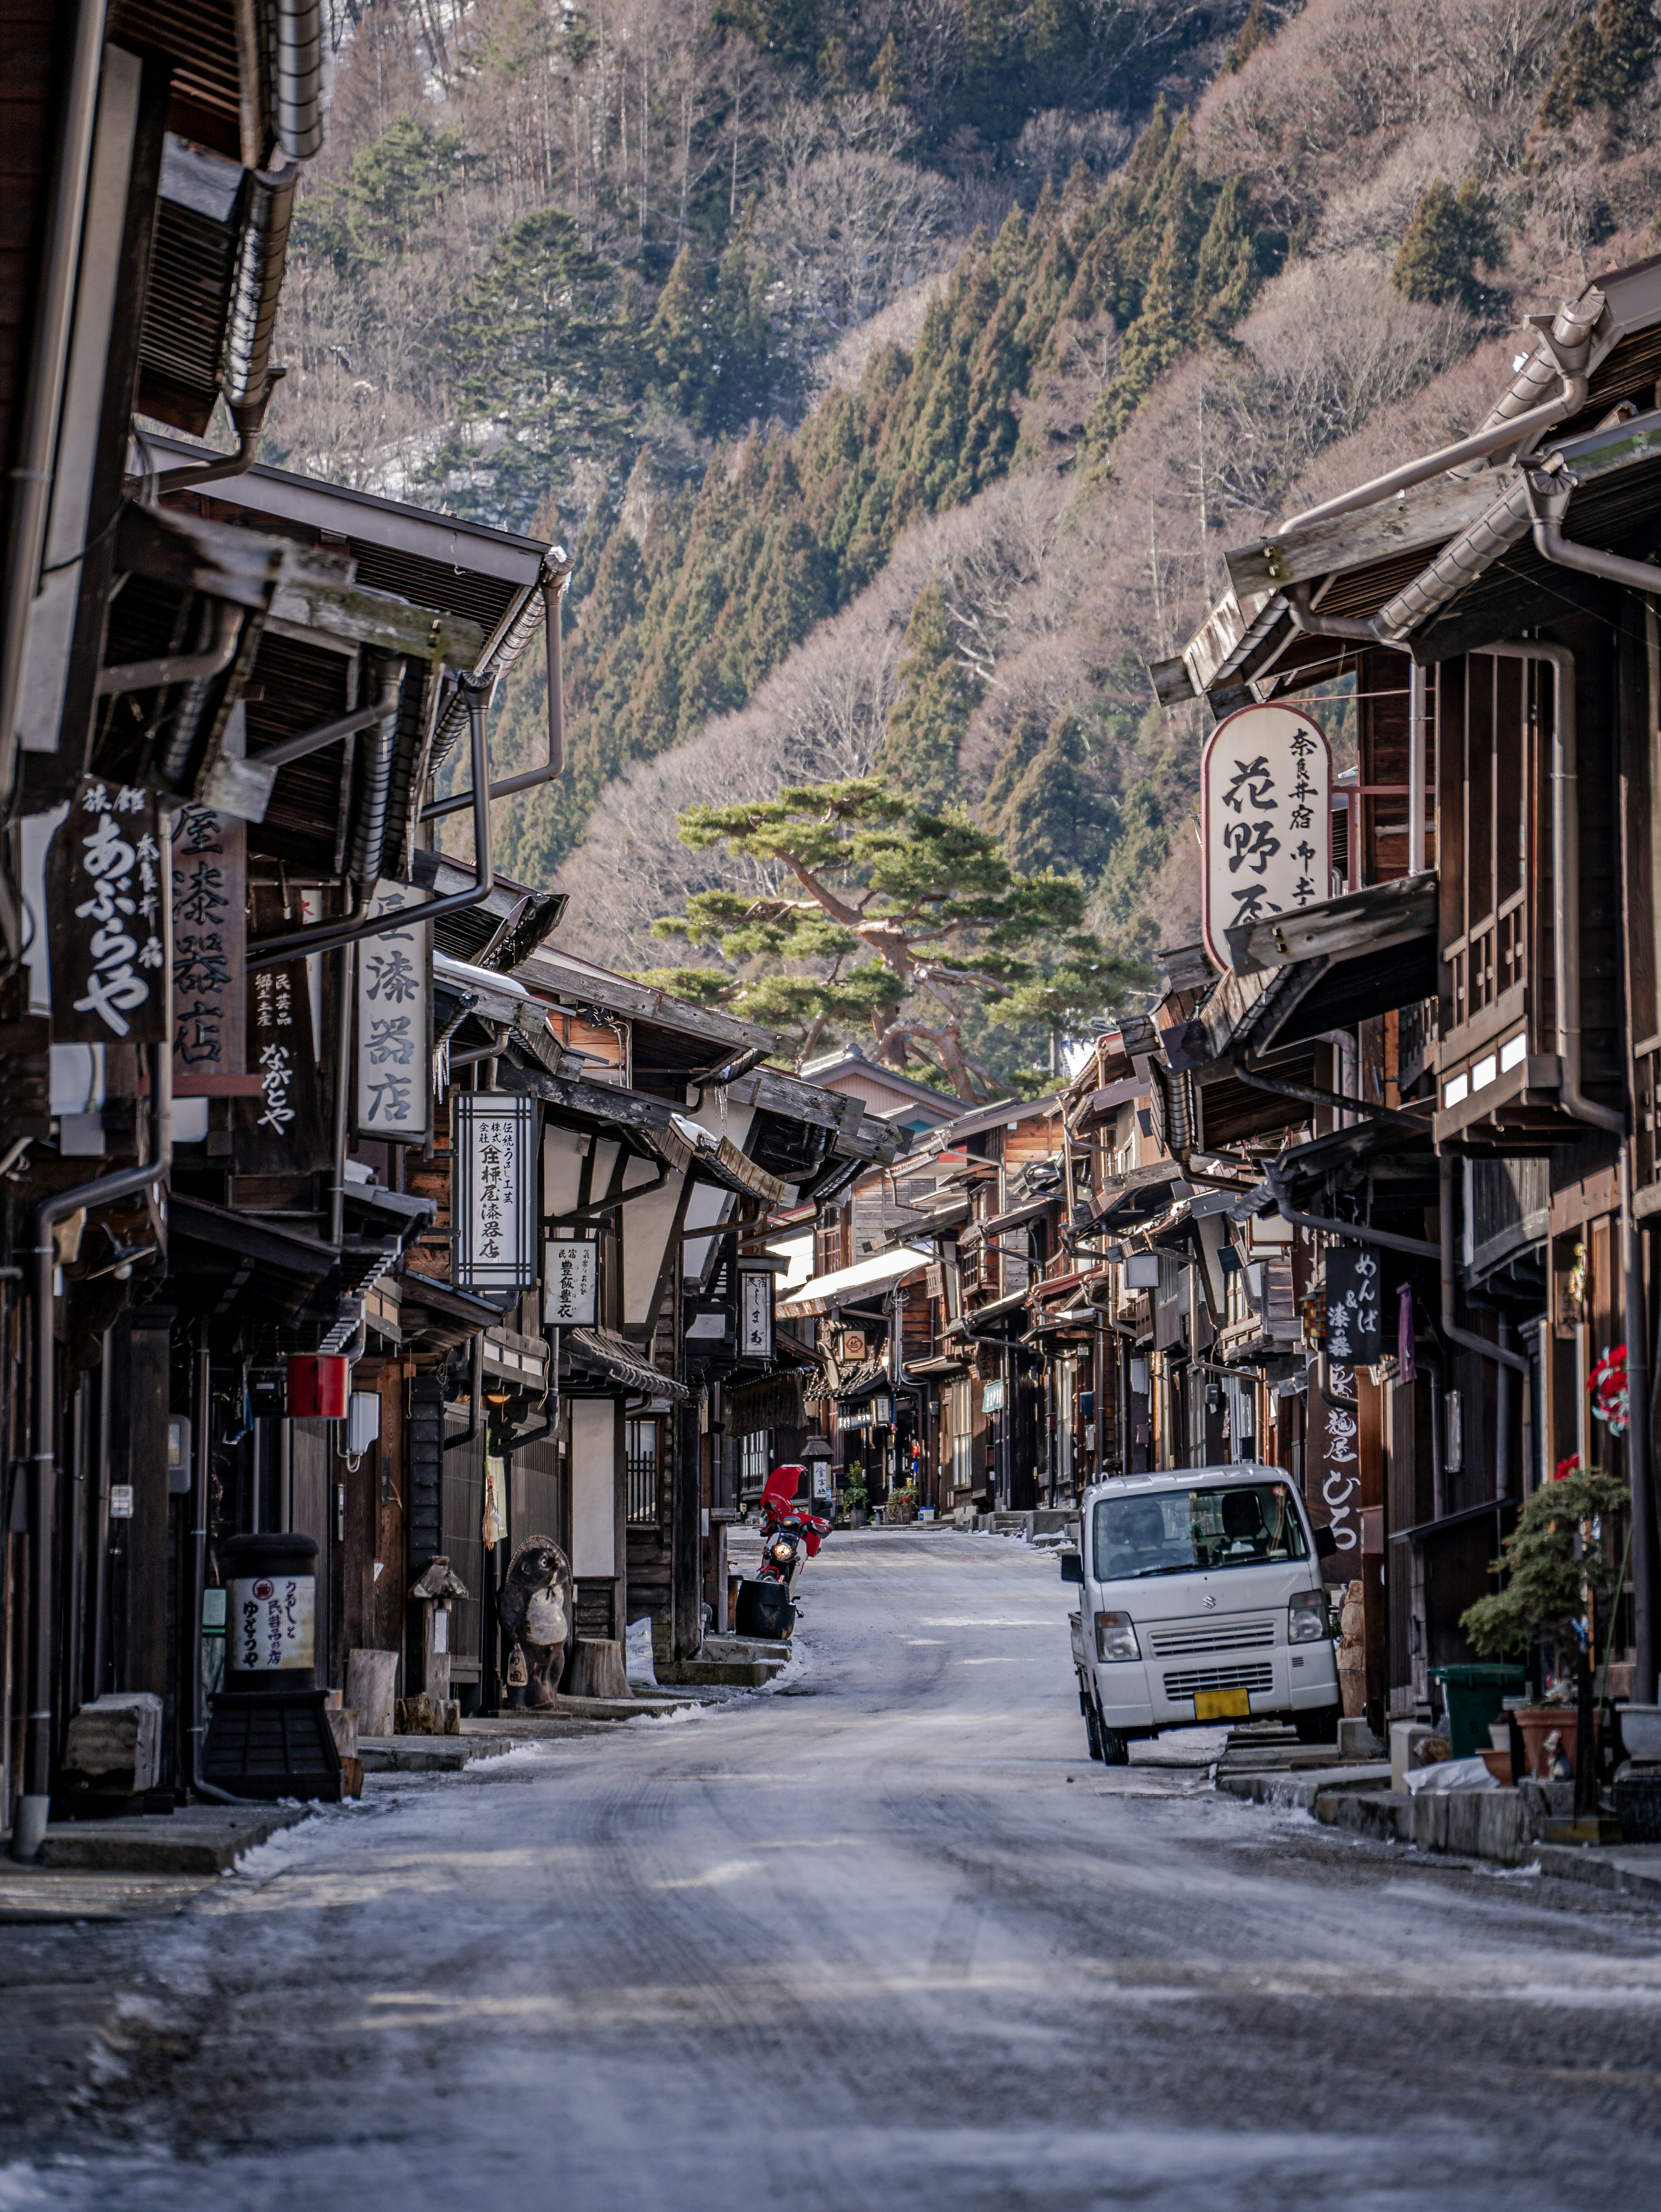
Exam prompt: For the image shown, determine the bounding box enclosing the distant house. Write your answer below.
[799,1043,965,1140]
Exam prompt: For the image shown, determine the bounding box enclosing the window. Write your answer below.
[625,1418,659,1525]
[741,1431,770,1498]
[948,1380,975,1492]
[1091,1481,1308,1581]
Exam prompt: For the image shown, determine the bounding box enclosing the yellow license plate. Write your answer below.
[1193,1687,1252,1721]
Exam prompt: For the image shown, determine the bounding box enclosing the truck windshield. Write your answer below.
[1092,1481,1308,1580]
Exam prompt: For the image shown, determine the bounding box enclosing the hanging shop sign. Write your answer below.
[454,1090,539,1296]
[170,803,245,1078]
[234,886,327,1175]
[837,1393,892,1431]
[47,778,168,1043]
[1308,1361,1361,1558]
[1199,704,1331,971]
[544,1236,598,1325]
[981,1377,1007,1413]
[356,880,431,1143]
[1325,1244,1382,1366]
[740,1268,774,1359]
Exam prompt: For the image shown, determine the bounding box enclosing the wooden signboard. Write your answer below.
[356,881,431,1144]
[1200,704,1331,971]
[47,778,167,1044]
[170,802,245,1079]
[233,885,327,1175]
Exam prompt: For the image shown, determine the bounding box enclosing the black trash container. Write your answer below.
[203,1533,343,1800]
[734,1578,794,1641]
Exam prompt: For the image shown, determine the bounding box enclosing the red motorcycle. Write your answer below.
[736,1465,830,1640]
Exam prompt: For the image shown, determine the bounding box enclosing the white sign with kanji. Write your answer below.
[356,881,430,1143]
[455,1090,539,1296]
[544,1236,597,1325]
[1199,704,1331,971]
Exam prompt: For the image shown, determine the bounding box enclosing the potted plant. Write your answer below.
[887,1484,919,1524]
[1461,1460,1627,1780]
[842,1463,869,1527]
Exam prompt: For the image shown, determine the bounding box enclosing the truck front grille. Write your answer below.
[1162,1661,1275,1700]
[1147,1616,1277,1658]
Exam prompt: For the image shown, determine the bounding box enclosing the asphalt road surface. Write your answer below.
[3,1525,1661,2211]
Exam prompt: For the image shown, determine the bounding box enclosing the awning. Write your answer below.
[964,1192,1058,1247]
[728,1371,807,1436]
[907,1353,969,1380]
[778,1245,931,1318]
[1068,1071,1151,1134]
[563,1326,689,1402]
[167,1194,337,1332]
[1087,1159,1190,1232]
[944,1288,1029,1338]
[399,1272,510,1354]
[1222,871,1439,1048]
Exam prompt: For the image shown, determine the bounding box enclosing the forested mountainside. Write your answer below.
[269,2,1661,1001]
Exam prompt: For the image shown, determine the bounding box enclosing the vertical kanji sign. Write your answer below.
[1199,704,1331,971]
[170,803,245,1079]
[454,1091,538,1296]
[1325,1244,1382,1367]
[47,778,168,1043]
[356,880,431,1143]
[234,887,327,1174]
[544,1237,597,1324]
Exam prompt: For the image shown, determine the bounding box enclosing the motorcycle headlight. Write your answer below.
[770,1541,794,1562]
[1288,1589,1328,1643]
[1094,1610,1140,1663]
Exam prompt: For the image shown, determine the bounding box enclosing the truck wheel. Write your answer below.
[1295,1704,1340,1745]
[1100,1726,1131,1766]
[1081,1684,1105,1761]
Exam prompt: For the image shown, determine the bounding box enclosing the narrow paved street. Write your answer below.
[4,1528,1661,2210]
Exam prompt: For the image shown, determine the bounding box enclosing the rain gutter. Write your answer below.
[13,1041,173,1861]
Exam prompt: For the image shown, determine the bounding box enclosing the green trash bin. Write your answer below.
[1430,1663,1526,1758]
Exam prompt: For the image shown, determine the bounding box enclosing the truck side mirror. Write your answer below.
[1060,1551,1084,1585]
[1315,1524,1339,1560]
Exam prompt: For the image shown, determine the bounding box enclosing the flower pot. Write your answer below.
[1515,1705,1599,1779]
[1478,1745,1514,1785]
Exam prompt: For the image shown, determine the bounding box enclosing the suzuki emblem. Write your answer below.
[1203,1594,1217,1609]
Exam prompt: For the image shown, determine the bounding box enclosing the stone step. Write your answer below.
[699,1634,791,1663]
[655,1656,788,1688]
[34,1803,310,1876]
[358,1732,515,1773]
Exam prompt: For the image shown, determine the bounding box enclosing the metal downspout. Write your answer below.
[12,1040,173,1862]
[0,0,110,917]
[1282,291,1600,532]
[248,675,495,969]
[422,551,574,821]
[188,1328,244,1802]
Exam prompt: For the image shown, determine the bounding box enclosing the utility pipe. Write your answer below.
[1282,292,1601,532]
[422,554,574,822]
[0,0,110,896]
[1408,660,1427,877]
[253,671,401,775]
[94,599,242,697]
[328,940,354,1248]
[1235,1055,1426,1132]
[12,1040,172,1862]
[1263,1156,1440,1260]
[248,675,495,968]
[445,1335,484,1453]
[1623,1145,1657,1702]
[187,1329,244,1802]
[1526,469,1661,600]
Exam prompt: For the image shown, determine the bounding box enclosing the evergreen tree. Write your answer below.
[1539,0,1657,127]
[984,708,1119,878]
[641,776,1122,1098]
[877,582,979,810]
[1194,176,1282,342]
[1392,179,1503,314]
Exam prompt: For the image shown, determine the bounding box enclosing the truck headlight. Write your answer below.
[1288,1589,1328,1643]
[1094,1611,1140,1663]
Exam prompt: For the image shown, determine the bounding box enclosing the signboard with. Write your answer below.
[1325,1245,1382,1366]
[454,1091,538,1295]
[981,1377,1007,1413]
[740,1270,773,1358]
[231,1572,316,1671]
[545,1236,598,1325]
[170,803,245,1078]
[234,887,326,1175]
[1307,1364,1362,1560]
[1199,704,1331,971]
[47,778,167,1043]
[356,881,431,1143]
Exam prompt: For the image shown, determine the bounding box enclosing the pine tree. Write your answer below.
[1392,179,1503,314]
[642,776,1111,1098]
[984,709,1119,878]
[1539,0,1657,128]
[877,582,979,811]
[1194,176,1281,342]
